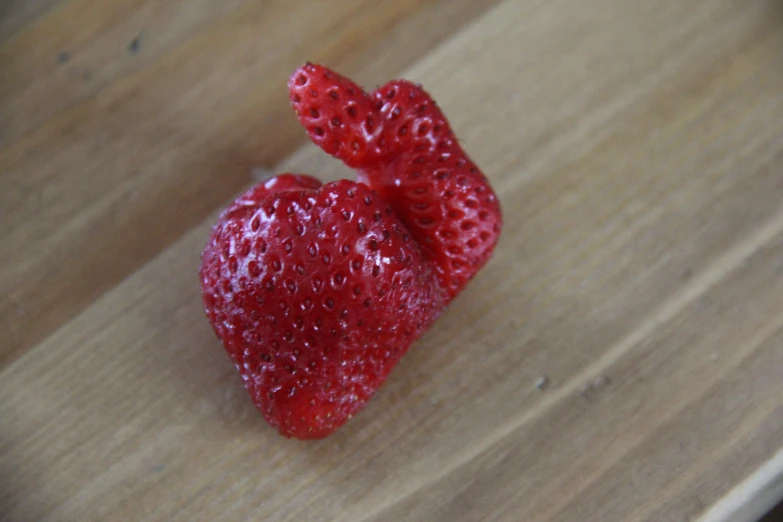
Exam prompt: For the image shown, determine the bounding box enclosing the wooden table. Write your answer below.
[2,1,783,520]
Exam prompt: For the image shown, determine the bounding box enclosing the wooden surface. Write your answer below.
[2,1,783,520]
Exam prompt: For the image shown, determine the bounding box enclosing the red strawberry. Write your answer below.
[200,63,501,439]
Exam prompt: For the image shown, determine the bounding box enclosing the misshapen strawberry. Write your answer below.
[200,63,501,439]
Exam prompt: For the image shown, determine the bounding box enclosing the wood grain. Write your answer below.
[2,0,783,521]
[0,0,64,43]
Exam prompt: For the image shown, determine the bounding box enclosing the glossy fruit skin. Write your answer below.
[200,175,442,438]
[200,63,501,439]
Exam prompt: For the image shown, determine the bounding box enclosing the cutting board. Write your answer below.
[2,1,783,520]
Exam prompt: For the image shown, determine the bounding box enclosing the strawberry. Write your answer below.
[200,63,501,439]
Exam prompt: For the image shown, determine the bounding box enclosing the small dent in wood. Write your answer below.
[128,32,144,55]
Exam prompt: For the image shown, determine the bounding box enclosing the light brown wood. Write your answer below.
[0,0,63,43]
[2,0,783,521]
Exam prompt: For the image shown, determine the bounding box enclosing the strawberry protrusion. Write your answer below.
[289,65,502,302]
[288,63,378,169]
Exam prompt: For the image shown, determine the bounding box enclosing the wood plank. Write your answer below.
[0,0,64,43]
[0,0,499,367]
[692,450,783,522]
[2,0,783,520]
[0,0,250,145]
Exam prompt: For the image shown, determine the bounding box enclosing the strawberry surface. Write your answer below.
[200,63,501,439]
